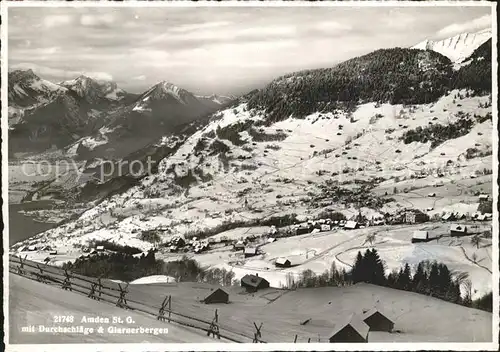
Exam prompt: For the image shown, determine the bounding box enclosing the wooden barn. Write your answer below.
[344,221,358,230]
[203,288,229,304]
[275,257,292,268]
[244,247,258,258]
[411,230,429,243]
[329,315,369,343]
[241,274,270,292]
[361,308,394,332]
[450,224,467,237]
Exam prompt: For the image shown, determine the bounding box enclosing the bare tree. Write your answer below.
[470,234,482,249]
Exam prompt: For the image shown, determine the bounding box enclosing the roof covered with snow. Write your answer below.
[412,230,429,240]
[330,314,369,340]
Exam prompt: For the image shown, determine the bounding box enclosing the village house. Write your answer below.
[241,274,270,293]
[275,257,292,268]
[412,230,430,243]
[329,315,369,343]
[233,241,245,251]
[244,247,258,258]
[361,308,394,332]
[344,221,358,230]
[203,288,229,304]
[320,224,331,232]
[405,210,429,224]
[450,224,468,237]
[441,212,454,221]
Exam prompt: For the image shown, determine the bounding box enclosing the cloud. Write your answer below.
[42,15,73,28]
[80,14,116,27]
[313,21,352,33]
[169,21,232,33]
[437,14,492,37]
[10,62,113,81]
[132,75,146,81]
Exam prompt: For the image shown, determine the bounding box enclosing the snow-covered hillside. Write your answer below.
[11,88,493,298]
[412,28,491,64]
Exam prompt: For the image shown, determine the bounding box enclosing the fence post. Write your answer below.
[18,255,27,275]
[36,264,46,283]
[116,283,129,309]
[308,337,311,343]
[294,334,297,343]
[168,295,171,323]
[98,277,102,301]
[157,295,170,321]
[62,269,72,291]
[252,322,263,343]
[207,309,220,339]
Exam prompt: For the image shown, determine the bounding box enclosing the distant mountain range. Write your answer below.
[8,28,491,160]
[8,71,236,158]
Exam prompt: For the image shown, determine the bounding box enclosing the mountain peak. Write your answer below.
[9,69,40,83]
[412,28,492,63]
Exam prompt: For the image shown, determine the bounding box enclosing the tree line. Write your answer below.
[64,247,492,313]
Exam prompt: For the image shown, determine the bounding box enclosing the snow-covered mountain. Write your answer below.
[196,94,236,106]
[412,28,492,64]
[8,69,67,108]
[60,75,129,105]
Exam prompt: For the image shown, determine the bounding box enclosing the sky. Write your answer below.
[8,6,493,96]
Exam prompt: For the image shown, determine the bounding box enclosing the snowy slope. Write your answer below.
[412,28,492,64]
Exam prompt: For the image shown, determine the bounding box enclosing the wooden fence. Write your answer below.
[8,255,267,343]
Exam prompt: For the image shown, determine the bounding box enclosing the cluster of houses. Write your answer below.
[17,244,58,255]
[287,219,361,236]
[411,223,475,243]
[329,308,395,343]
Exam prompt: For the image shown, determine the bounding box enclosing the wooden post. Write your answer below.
[98,277,102,301]
[62,269,72,291]
[207,309,220,339]
[116,283,129,309]
[252,322,263,343]
[294,334,297,343]
[308,337,311,343]
[158,295,170,322]
[168,295,171,323]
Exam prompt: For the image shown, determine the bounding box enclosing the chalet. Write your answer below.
[329,315,369,343]
[361,308,394,332]
[478,194,489,202]
[441,213,454,221]
[320,224,331,232]
[233,242,245,251]
[476,214,487,221]
[344,221,358,230]
[405,210,428,224]
[412,231,429,243]
[241,274,270,292]
[244,247,258,258]
[454,212,465,220]
[295,225,311,235]
[275,257,292,268]
[203,288,229,304]
[171,237,186,247]
[96,245,105,252]
[267,237,276,243]
[27,245,37,251]
[428,192,436,197]
[49,250,58,255]
[450,224,467,237]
